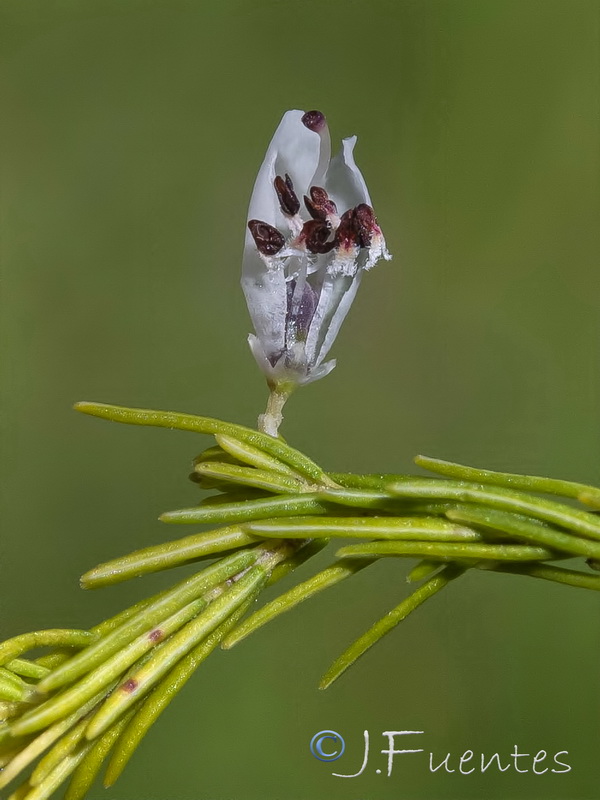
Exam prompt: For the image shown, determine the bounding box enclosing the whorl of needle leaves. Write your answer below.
[2,401,600,800]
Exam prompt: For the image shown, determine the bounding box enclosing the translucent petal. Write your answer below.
[242,264,287,361]
[305,272,362,367]
[245,110,321,238]
[324,136,372,211]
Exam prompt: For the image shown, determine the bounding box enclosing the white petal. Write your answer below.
[324,136,372,211]
[242,111,324,361]
[304,271,363,367]
[315,272,363,366]
[247,110,321,231]
[301,358,336,386]
[247,334,274,378]
[241,264,287,359]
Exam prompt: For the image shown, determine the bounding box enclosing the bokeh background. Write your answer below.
[2,1,599,798]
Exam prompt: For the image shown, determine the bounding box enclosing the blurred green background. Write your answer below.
[1,1,599,798]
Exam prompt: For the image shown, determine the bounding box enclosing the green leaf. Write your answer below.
[159,493,329,525]
[43,550,258,692]
[81,526,258,588]
[478,561,600,590]
[12,599,207,737]
[215,434,304,478]
[244,515,483,541]
[445,504,600,559]
[0,688,110,790]
[103,593,258,787]
[222,558,376,650]
[266,539,330,586]
[320,564,466,689]
[415,454,600,506]
[74,402,334,485]
[195,461,307,494]
[0,632,96,668]
[386,478,600,542]
[336,541,555,561]
[84,566,267,739]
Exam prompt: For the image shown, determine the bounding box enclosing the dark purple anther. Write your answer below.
[248,220,285,256]
[301,110,326,132]
[354,203,378,247]
[335,208,359,250]
[303,195,321,221]
[301,220,335,254]
[274,174,300,216]
[304,186,337,221]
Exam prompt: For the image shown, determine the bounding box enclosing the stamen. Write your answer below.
[335,209,359,251]
[354,204,378,247]
[301,110,331,187]
[248,220,285,256]
[300,220,335,254]
[301,110,326,132]
[274,174,300,216]
[304,186,337,221]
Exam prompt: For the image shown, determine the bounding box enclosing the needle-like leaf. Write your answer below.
[0,633,96,668]
[386,478,600,541]
[81,526,258,587]
[445,504,600,559]
[42,549,257,692]
[244,515,483,540]
[222,559,376,650]
[320,564,466,689]
[415,454,600,507]
[103,592,259,787]
[160,493,329,524]
[85,566,266,739]
[195,461,308,494]
[73,402,334,485]
[336,541,555,561]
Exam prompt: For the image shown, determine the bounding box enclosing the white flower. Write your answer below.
[242,109,391,392]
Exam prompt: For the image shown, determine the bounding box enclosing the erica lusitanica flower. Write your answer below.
[242,109,391,435]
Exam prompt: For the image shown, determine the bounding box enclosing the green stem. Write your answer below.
[12,599,208,737]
